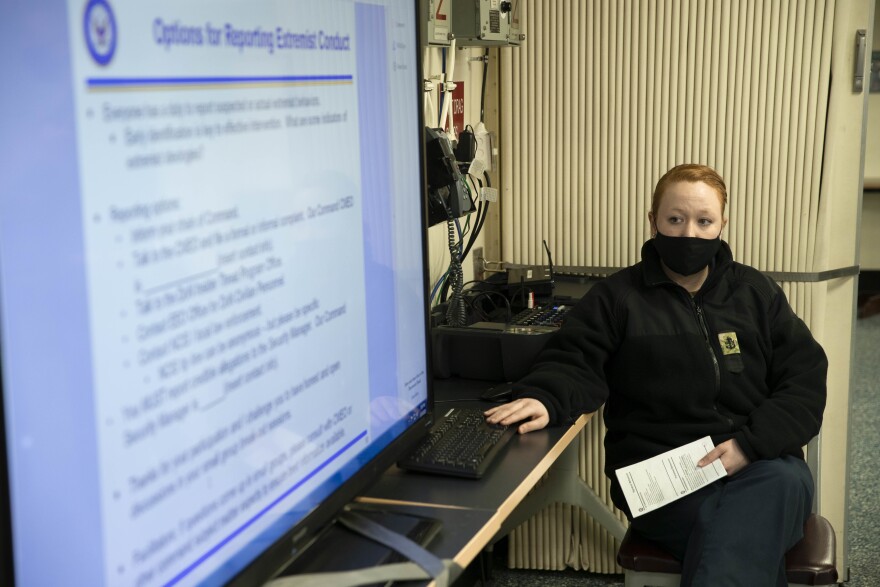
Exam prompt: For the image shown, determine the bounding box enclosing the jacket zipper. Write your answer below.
[693,303,720,394]
[691,298,733,430]
[691,299,735,429]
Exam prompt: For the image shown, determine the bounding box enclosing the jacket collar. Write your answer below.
[640,238,734,289]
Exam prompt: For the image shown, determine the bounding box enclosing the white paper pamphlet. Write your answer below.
[615,436,727,518]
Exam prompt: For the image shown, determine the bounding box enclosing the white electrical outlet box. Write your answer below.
[425,0,453,46]
[451,0,524,47]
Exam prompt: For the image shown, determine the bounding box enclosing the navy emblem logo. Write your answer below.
[84,0,117,66]
[718,332,740,355]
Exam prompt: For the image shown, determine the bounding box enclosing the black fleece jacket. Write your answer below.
[513,239,827,517]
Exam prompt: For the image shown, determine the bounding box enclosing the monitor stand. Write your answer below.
[278,503,442,578]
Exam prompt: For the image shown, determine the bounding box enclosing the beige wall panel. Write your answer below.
[864,2,880,185]
[860,193,880,268]
[498,0,869,577]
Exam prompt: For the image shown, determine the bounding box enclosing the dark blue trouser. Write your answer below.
[629,456,814,587]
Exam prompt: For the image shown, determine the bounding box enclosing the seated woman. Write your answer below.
[485,163,827,586]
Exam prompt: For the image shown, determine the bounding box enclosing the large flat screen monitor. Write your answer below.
[0,1,431,585]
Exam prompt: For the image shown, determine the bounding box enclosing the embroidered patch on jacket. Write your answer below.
[718,332,740,355]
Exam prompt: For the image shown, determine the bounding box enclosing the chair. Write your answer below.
[616,512,838,587]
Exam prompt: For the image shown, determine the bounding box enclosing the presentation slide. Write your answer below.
[64,1,393,584]
[0,1,427,585]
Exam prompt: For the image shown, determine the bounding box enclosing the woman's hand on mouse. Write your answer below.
[484,398,549,434]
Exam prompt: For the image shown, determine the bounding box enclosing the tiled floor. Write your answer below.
[846,312,880,585]
[485,313,880,586]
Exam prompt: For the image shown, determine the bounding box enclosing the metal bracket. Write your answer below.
[854,29,867,93]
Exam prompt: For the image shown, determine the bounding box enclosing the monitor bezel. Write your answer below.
[0,0,434,584]
[0,356,12,585]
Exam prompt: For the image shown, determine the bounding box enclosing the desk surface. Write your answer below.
[357,378,590,579]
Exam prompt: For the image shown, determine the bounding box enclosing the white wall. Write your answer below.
[862,2,880,270]
[865,4,880,184]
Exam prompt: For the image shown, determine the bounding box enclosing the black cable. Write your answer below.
[459,174,487,262]
[461,279,497,290]
[468,290,512,323]
[478,549,488,586]
[460,208,487,263]
[510,276,529,309]
[542,239,556,293]
[459,173,490,261]
[464,294,491,322]
[439,204,484,306]
[444,214,467,326]
[439,170,494,307]
[460,201,486,261]
[480,48,489,122]
[439,47,447,126]
[440,175,485,305]
[439,216,462,304]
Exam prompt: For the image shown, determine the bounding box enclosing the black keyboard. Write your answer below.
[509,304,570,327]
[398,407,515,479]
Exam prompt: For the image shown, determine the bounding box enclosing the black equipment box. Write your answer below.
[431,322,557,382]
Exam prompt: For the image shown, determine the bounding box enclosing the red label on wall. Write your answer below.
[450,81,465,138]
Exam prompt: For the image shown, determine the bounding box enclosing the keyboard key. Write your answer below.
[398,407,516,478]
[509,304,569,327]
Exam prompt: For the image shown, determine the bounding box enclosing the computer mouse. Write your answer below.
[480,382,516,403]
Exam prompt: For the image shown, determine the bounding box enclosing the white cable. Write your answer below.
[424,89,436,128]
[438,37,456,136]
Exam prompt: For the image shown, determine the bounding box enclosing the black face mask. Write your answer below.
[652,230,722,276]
